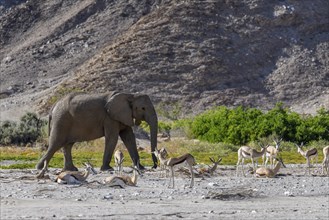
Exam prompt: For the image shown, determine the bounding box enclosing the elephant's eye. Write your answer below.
[142,107,145,111]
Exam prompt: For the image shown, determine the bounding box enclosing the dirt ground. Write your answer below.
[1,164,328,220]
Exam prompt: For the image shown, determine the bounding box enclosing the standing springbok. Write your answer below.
[263,138,282,168]
[153,148,196,188]
[158,147,169,177]
[114,149,124,175]
[55,162,97,184]
[236,144,269,176]
[321,146,329,176]
[256,157,286,178]
[296,143,318,175]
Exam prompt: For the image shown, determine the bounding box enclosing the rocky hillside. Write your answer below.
[0,0,328,121]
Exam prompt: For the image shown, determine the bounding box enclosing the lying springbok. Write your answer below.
[153,148,196,188]
[190,156,222,178]
[263,138,282,168]
[104,166,140,188]
[256,157,286,178]
[114,149,124,175]
[236,144,269,176]
[55,162,97,184]
[207,156,222,175]
[321,146,329,176]
[296,143,318,174]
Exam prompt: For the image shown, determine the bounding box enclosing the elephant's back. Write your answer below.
[53,92,111,113]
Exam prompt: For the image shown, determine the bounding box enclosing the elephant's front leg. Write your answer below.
[101,134,119,171]
[119,127,144,170]
[63,143,78,171]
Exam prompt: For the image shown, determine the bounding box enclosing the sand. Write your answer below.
[1,164,328,219]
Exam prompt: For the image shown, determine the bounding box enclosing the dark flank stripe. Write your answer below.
[306,148,317,157]
[172,154,191,166]
[242,150,251,156]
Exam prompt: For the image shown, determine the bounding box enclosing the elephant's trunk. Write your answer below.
[145,112,158,169]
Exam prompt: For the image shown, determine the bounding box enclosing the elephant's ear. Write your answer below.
[105,93,134,127]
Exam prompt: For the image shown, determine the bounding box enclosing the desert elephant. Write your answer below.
[36,92,158,171]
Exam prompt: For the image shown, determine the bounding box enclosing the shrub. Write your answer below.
[172,104,329,145]
[0,120,17,145]
[158,121,172,134]
[0,112,47,146]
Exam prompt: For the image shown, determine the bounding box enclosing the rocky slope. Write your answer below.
[1,0,328,121]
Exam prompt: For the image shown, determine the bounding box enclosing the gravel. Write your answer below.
[1,164,328,219]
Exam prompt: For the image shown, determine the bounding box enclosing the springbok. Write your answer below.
[296,143,318,175]
[207,156,222,175]
[256,157,286,178]
[114,149,124,175]
[236,144,269,176]
[321,146,329,176]
[153,148,196,188]
[104,166,140,188]
[158,147,169,177]
[194,156,222,177]
[55,162,97,184]
[263,138,282,168]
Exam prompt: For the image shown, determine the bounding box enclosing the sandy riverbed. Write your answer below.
[1,164,328,220]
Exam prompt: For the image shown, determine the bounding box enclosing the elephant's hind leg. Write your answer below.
[63,143,78,171]
[36,158,45,170]
[36,147,58,170]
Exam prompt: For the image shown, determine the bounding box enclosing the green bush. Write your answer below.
[0,112,47,146]
[172,104,329,145]
[158,121,172,133]
[0,120,17,145]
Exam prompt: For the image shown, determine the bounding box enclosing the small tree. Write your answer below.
[0,112,47,146]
